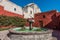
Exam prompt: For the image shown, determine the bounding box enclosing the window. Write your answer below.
[14,8,16,11]
[43,15,45,18]
[30,11,32,14]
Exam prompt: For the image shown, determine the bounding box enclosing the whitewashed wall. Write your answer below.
[33,4,41,13]
[23,3,41,19]
[0,0,41,18]
[0,0,23,15]
[23,7,34,18]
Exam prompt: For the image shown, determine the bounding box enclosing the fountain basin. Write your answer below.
[9,27,53,40]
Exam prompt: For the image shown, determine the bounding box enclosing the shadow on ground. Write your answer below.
[52,30,60,40]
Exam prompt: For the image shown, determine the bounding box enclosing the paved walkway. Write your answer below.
[0,30,10,40]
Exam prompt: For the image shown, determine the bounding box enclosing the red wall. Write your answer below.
[0,6,23,18]
[25,10,60,29]
[34,10,56,27]
[34,10,60,29]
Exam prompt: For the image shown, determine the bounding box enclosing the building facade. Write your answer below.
[0,0,41,19]
[23,3,41,19]
[0,0,23,15]
[0,5,23,18]
[1,0,60,29]
[33,10,60,29]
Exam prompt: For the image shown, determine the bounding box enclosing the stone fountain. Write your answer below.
[9,21,53,40]
[9,18,53,40]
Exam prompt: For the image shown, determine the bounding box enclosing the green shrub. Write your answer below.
[0,15,26,28]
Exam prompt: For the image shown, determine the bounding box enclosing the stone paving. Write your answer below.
[52,30,60,40]
[52,37,57,40]
[0,30,10,40]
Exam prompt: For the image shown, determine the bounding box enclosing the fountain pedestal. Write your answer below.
[28,19,34,30]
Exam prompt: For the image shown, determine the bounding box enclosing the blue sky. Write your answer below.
[10,0,60,12]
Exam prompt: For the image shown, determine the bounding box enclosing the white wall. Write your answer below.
[28,7,34,18]
[33,4,41,13]
[23,3,41,19]
[0,0,23,15]
[23,7,34,18]
[0,0,41,18]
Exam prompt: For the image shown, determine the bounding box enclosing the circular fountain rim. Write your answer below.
[9,27,53,35]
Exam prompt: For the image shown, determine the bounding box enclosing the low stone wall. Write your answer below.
[9,30,53,40]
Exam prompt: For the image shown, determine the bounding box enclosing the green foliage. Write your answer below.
[0,15,26,27]
[0,28,9,31]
